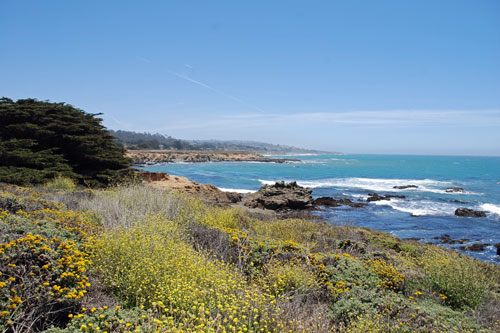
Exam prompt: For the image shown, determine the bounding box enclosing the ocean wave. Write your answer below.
[257,177,484,196]
[219,188,256,194]
[262,153,319,157]
[297,177,451,192]
[373,199,457,217]
[342,193,369,200]
[258,179,278,186]
[480,203,500,216]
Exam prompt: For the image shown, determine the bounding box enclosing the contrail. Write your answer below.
[169,71,265,113]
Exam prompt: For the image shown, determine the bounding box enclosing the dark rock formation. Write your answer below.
[459,243,491,252]
[495,243,500,256]
[433,234,468,245]
[313,197,341,207]
[445,187,464,193]
[241,181,313,211]
[313,197,367,208]
[366,193,406,202]
[393,185,418,189]
[455,208,487,218]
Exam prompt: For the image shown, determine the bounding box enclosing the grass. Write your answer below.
[1,183,500,332]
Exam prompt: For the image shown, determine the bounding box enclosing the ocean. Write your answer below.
[139,154,500,263]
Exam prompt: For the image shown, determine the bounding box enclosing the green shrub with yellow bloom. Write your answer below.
[1,183,500,332]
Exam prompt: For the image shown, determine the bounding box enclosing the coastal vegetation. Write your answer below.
[0,98,131,187]
[1,182,499,332]
[110,129,326,154]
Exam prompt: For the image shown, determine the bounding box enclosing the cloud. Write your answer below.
[157,109,500,131]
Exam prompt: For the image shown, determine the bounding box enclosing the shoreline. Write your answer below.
[140,170,321,220]
[126,149,300,165]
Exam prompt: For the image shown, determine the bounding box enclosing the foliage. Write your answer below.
[43,176,77,191]
[0,185,94,332]
[110,129,325,153]
[1,184,500,332]
[91,215,281,332]
[260,259,319,297]
[419,246,498,309]
[0,97,131,186]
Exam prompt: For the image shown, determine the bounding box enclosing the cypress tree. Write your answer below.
[0,97,131,186]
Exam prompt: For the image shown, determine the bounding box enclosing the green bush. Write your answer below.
[421,247,497,309]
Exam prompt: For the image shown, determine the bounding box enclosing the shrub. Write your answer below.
[43,175,77,191]
[0,234,90,331]
[421,247,497,309]
[260,259,319,297]
[91,215,280,331]
[77,184,189,229]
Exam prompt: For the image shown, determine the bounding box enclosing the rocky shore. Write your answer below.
[127,150,299,165]
[140,172,498,256]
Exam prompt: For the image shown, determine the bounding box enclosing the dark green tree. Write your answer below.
[0,97,131,186]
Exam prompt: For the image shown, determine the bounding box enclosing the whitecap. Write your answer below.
[296,177,451,193]
[373,199,457,217]
[259,177,483,195]
[258,179,278,186]
[219,188,256,194]
[480,203,500,216]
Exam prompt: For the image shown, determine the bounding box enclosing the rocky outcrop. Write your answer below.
[433,234,468,245]
[241,181,313,211]
[455,208,487,217]
[495,243,500,256]
[313,197,367,208]
[459,243,491,252]
[139,171,241,206]
[366,193,406,202]
[445,187,464,193]
[393,185,418,190]
[126,150,299,165]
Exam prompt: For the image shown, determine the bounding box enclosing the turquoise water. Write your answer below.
[139,154,500,263]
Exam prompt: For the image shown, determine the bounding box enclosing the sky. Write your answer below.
[1,0,499,155]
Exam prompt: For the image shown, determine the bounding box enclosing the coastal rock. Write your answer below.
[126,150,299,165]
[313,197,367,208]
[495,243,500,256]
[366,193,406,202]
[459,243,491,252]
[445,187,464,193]
[313,197,341,207]
[433,234,468,244]
[455,208,487,218]
[393,185,418,190]
[139,171,242,206]
[241,181,313,211]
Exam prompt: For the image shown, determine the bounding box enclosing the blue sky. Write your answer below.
[1,0,499,155]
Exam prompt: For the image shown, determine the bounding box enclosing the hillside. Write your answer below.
[110,129,331,154]
[1,182,499,332]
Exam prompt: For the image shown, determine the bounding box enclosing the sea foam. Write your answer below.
[257,177,482,195]
[480,203,500,216]
[219,188,256,194]
[373,199,457,217]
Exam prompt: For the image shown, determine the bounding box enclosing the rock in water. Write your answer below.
[445,187,464,193]
[393,185,418,189]
[242,181,313,210]
[313,197,367,208]
[455,208,487,217]
[366,193,406,202]
[459,243,491,252]
[313,197,341,207]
